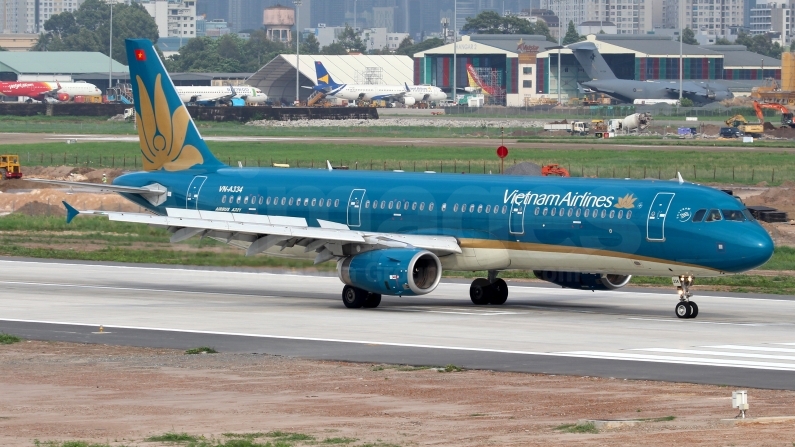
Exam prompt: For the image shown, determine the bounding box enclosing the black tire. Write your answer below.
[675,302,691,319]
[489,278,509,305]
[342,285,367,309]
[688,301,699,319]
[470,278,490,305]
[363,293,382,308]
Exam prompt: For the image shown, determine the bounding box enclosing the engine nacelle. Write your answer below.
[533,270,632,291]
[338,248,441,296]
[401,96,416,106]
[57,93,71,102]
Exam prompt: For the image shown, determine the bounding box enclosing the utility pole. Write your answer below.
[294,0,302,106]
[679,0,683,102]
[557,0,562,104]
[109,1,113,92]
[453,0,457,105]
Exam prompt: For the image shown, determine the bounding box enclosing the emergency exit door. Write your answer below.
[186,176,207,210]
[646,192,675,241]
[347,189,366,227]
[509,200,526,235]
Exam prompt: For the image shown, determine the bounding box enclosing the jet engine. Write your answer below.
[533,270,631,291]
[57,93,71,102]
[338,248,441,296]
[401,96,416,106]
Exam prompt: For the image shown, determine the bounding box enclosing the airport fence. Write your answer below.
[446,105,786,121]
[18,153,792,186]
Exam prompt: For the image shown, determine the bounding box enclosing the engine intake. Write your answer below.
[401,97,416,106]
[338,248,442,296]
[533,270,631,291]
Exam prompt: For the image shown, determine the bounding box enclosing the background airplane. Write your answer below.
[465,63,505,97]
[569,42,733,105]
[0,81,101,102]
[313,61,446,106]
[175,85,267,105]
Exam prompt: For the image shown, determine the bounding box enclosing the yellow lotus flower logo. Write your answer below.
[136,74,203,171]
[614,194,637,209]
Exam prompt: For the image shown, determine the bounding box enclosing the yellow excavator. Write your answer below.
[724,114,763,137]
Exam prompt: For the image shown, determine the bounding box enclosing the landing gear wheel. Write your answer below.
[675,302,691,319]
[688,301,698,319]
[342,285,368,309]
[363,293,382,308]
[488,278,509,305]
[469,278,491,305]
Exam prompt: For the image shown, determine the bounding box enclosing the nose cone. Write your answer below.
[735,226,774,272]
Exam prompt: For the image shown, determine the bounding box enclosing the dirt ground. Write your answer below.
[0,341,794,447]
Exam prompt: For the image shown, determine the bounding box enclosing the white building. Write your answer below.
[586,0,655,35]
[141,0,196,39]
[540,0,590,33]
[578,20,617,35]
[663,0,744,39]
[749,2,790,44]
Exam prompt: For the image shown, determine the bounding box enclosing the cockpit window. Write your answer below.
[705,209,722,222]
[722,210,746,221]
[692,209,706,222]
[742,209,755,221]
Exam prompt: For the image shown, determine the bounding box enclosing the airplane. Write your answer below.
[31,38,774,320]
[0,81,102,102]
[569,42,733,105]
[313,61,447,106]
[465,63,505,97]
[174,85,267,105]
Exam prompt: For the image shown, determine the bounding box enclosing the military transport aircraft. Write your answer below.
[569,41,733,105]
[30,39,773,319]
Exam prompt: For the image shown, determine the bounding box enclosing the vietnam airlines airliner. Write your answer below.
[33,39,774,320]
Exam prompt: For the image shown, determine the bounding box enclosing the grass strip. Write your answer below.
[554,422,599,434]
[145,432,199,442]
[185,347,218,355]
[0,332,21,344]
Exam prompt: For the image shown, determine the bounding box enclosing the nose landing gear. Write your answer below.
[469,270,509,305]
[673,276,698,319]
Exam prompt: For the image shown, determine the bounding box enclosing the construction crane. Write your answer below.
[753,100,795,128]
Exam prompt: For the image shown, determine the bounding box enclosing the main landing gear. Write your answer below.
[469,270,509,305]
[674,275,699,319]
[342,285,382,309]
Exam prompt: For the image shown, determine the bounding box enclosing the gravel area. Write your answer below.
[1,341,794,446]
[246,118,547,128]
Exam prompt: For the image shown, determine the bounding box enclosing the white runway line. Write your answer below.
[702,345,795,353]
[631,348,795,362]
[558,351,795,371]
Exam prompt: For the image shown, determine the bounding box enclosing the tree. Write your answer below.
[714,37,732,45]
[680,98,694,107]
[395,37,443,58]
[677,27,698,45]
[164,32,290,72]
[735,31,782,59]
[320,42,348,55]
[336,24,366,52]
[43,11,77,39]
[300,33,320,54]
[562,21,583,45]
[462,10,551,36]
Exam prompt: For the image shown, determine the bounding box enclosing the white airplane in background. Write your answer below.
[313,61,447,106]
[174,85,267,105]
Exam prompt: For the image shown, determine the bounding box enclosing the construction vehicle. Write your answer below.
[543,120,589,135]
[541,164,571,177]
[754,101,795,128]
[725,114,763,137]
[0,154,22,179]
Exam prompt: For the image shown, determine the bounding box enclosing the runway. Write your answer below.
[2,258,795,389]
[2,132,794,152]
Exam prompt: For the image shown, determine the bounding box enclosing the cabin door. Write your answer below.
[509,200,527,235]
[185,175,207,210]
[347,189,366,227]
[646,192,675,241]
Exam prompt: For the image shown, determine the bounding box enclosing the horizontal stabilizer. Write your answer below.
[63,201,79,224]
[27,178,157,194]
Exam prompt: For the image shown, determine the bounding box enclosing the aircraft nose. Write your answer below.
[738,226,774,271]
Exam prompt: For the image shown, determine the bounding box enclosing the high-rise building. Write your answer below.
[663,0,744,39]
[141,0,197,39]
[585,0,654,34]
[749,1,790,43]
[0,0,30,33]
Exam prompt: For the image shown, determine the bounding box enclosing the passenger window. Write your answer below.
[600,209,606,218]
[389,201,394,209]
[626,210,632,219]
[288,198,294,206]
[609,210,615,219]
[364,200,370,208]
[429,203,435,211]
[326,199,332,207]
[576,209,581,217]
[453,204,459,212]
[705,209,722,222]
[476,205,483,213]
[551,208,556,216]
[222,195,227,203]
[380,201,386,209]
[420,202,425,211]
[311,198,317,206]
[618,210,623,219]
[502,205,507,214]
[542,208,548,216]
[722,210,745,221]
[396,201,402,210]
[404,201,409,209]
[469,204,475,213]
[692,209,706,222]
[441,203,446,212]
[567,208,573,217]
[236,196,241,204]
[304,198,309,206]
[281,198,286,205]
[584,209,590,218]
[412,202,417,210]
[259,196,263,205]
[461,204,466,212]
[244,196,249,204]
[534,207,539,216]
[334,199,339,207]
[559,208,564,216]
[266,197,271,205]
[494,206,499,214]
[486,205,491,213]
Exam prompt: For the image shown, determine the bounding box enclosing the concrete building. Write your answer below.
[585,0,654,35]
[540,0,590,34]
[360,27,409,52]
[141,0,196,39]
[749,1,790,44]
[578,20,617,35]
[0,33,37,50]
[263,4,294,43]
[203,18,231,37]
[663,0,744,40]
[0,51,127,83]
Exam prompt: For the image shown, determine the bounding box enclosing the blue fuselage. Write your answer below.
[115,168,774,276]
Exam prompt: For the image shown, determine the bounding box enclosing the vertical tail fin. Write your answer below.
[314,61,341,88]
[125,39,225,172]
[568,42,617,81]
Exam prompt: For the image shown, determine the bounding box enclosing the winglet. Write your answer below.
[63,201,79,224]
[326,160,333,171]
[405,82,410,92]
[677,172,684,184]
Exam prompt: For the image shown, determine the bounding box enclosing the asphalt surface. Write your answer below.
[1,132,793,152]
[2,258,794,389]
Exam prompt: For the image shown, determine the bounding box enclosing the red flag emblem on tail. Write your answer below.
[134,49,146,61]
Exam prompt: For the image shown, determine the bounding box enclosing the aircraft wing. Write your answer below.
[64,204,462,262]
[371,91,407,102]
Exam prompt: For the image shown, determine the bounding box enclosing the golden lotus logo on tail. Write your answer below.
[319,74,329,84]
[135,74,204,171]
[614,194,637,209]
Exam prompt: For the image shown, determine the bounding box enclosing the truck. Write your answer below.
[725,114,763,137]
[0,154,22,179]
[543,120,589,135]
